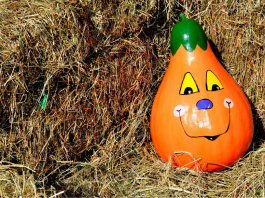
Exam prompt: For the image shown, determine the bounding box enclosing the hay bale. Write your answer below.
[0,0,264,197]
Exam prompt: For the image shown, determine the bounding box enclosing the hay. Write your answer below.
[0,0,264,197]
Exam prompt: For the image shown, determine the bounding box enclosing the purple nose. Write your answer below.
[197,99,213,110]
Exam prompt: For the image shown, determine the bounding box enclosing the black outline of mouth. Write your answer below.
[176,102,231,141]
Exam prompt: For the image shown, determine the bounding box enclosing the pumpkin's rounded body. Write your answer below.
[150,14,253,172]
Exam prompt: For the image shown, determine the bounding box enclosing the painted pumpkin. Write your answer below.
[150,13,254,172]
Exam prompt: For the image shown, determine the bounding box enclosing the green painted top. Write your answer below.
[170,13,207,56]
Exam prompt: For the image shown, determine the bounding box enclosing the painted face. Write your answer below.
[150,44,253,172]
[174,71,234,141]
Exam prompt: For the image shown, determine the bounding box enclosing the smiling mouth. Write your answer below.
[177,102,231,141]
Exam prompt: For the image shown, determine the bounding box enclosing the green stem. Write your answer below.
[41,92,47,110]
[179,13,187,21]
[40,80,47,110]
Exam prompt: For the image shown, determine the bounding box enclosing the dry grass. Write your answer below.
[0,0,264,197]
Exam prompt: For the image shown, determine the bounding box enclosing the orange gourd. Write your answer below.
[150,14,254,172]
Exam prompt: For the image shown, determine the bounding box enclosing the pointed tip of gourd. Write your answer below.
[170,14,208,56]
[179,13,187,21]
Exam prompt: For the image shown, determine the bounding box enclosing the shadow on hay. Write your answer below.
[249,101,265,149]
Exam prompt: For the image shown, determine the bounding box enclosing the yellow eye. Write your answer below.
[206,70,223,91]
[179,72,199,95]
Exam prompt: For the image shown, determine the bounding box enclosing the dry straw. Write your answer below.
[0,0,264,197]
